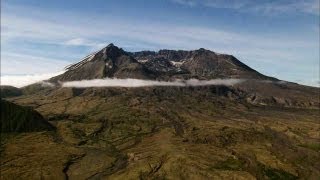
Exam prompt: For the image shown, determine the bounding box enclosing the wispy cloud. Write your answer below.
[62,78,244,88]
[172,0,320,15]
[252,0,320,15]
[2,7,316,55]
[171,0,196,7]
[64,38,92,46]
[64,38,106,49]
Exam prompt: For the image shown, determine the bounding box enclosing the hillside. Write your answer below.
[0,99,55,133]
[0,86,23,98]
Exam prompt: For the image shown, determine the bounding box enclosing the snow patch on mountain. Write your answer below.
[170,61,185,67]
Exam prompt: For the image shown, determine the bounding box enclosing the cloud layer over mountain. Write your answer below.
[61,78,244,88]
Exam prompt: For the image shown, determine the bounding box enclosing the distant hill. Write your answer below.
[0,86,22,98]
[0,99,55,133]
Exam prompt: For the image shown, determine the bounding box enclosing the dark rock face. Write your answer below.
[144,57,179,74]
[130,50,156,60]
[0,99,55,132]
[157,50,191,62]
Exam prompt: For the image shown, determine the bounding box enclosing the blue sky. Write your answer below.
[1,0,319,87]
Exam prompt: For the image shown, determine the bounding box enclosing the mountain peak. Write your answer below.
[51,43,153,81]
[98,43,126,60]
[106,43,115,47]
[197,48,207,51]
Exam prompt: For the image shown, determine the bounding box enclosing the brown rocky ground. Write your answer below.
[1,87,319,179]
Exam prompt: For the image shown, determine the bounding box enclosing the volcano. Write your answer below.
[51,43,275,82]
[1,43,319,179]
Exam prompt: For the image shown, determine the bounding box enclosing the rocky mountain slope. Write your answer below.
[51,44,154,82]
[132,48,273,80]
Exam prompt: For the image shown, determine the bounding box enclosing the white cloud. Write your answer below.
[64,38,88,46]
[61,78,244,88]
[64,38,106,49]
[171,0,320,15]
[0,71,64,88]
